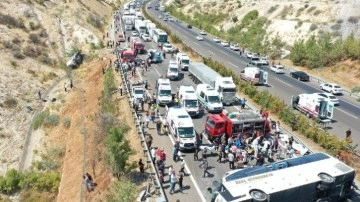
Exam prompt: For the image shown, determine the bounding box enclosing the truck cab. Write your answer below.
[176,53,190,71]
[179,85,201,117]
[166,60,179,80]
[204,111,268,141]
[130,37,145,54]
[214,76,237,105]
[166,107,196,151]
[121,48,135,63]
[157,84,172,105]
[196,84,223,113]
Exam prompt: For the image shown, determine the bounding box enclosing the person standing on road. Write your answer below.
[168,165,173,183]
[228,152,235,170]
[194,147,199,161]
[151,147,156,163]
[156,120,162,134]
[138,159,145,175]
[173,145,179,162]
[241,98,247,109]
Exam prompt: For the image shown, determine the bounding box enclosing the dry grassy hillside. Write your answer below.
[0,0,120,182]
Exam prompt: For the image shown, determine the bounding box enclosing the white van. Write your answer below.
[167,60,179,80]
[178,85,200,117]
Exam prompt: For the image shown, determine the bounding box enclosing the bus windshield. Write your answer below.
[182,59,190,65]
[184,100,198,107]
[178,127,194,138]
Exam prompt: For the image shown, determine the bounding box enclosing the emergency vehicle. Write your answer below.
[240,67,268,85]
[291,93,334,120]
[178,85,201,117]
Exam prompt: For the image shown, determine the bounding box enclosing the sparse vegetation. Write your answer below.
[314,10,321,16]
[23,45,44,58]
[32,147,65,171]
[0,13,26,29]
[87,13,104,31]
[29,33,40,44]
[336,19,344,24]
[3,97,18,108]
[309,23,318,31]
[232,16,238,23]
[280,5,292,19]
[107,178,137,202]
[267,5,278,14]
[352,86,360,93]
[10,60,18,68]
[13,50,25,59]
[32,110,50,130]
[348,16,359,24]
[62,118,71,128]
[43,114,60,127]
[296,7,305,17]
[307,6,316,13]
[295,20,303,29]
[331,24,341,30]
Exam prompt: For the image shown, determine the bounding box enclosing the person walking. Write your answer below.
[173,146,179,162]
[145,134,153,148]
[228,152,235,170]
[169,170,177,195]
[275,121,281,135]
[156,120,162,134]
[217,150,223,163]
[151,147,156,163]
[168,165,173,183]
[179,159,186,175]
[202,159,211,178]
[177,171,184,193]
[194,147,199,161]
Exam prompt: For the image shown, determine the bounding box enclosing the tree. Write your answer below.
[270,33,286,59]
[103,126,136,179]
[290,40,307,66]
[305,35,322,68]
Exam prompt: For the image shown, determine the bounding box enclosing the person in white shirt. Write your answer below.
[151,148,156,163]
[228,152,235,170]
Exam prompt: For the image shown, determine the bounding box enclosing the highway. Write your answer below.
[145,2,360,145]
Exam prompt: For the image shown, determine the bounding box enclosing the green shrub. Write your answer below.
[0,13,26,29]
[309,24,318,31]
[267,6,278,14]
[32,110,50,130]
[62,118,71,128]
[43,114,60,127]
[19,171,60,192]
[29,33,40,44]
[87,14,104,31]
[351,86,360,93]
[336,19,344,24]
[0,169,23,194]
[3,97,17,108]
[170,34,182,44]
[107,178,137,202]
[313,10,321,16]
[330,24,341,30]
[348,16,358,24]
[13,50,25,59]
[307,6,316,13]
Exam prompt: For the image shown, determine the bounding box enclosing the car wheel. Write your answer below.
[249,189,268,202]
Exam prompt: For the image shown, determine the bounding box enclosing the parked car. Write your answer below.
[196,35,204,41]
[316,93,340,106]
[163,17,168,21]
[290,71,310,81]
[320,83,344,95]
[260,57,269,65]
[141,34,151,42]
[270,65,285,74]
[230,44,240,51]
[213,37,221,43]
[220,41,229,47]
[131,31,139,37]
[200,30,207,35]
[163,43,175,53]
[245,52,253,58]
[187,24,192,28]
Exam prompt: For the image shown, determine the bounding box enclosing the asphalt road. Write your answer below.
[145,2,360,146]
[111,4,360,202]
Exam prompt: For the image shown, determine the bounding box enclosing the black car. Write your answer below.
[290,71,310,81]
[187,24,192,29]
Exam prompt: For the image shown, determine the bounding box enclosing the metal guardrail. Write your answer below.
[119,66,167,202]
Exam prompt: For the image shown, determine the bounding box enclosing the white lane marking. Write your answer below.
[159,116,206,202]
[220,50,227,55]
[194,42,199,46]
[232,105,240,111]
[335,108,358,119]
[228,62,237,68]
[274,77,293,87]
[340,98,360,110]
[154,68,161,77]
[208,50,214,55]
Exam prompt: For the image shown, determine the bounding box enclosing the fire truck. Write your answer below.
[120,48,135,63]
[130,37,145,54]
[204,111,271,141]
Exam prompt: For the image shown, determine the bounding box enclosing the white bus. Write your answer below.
[208,153,355,202]
[152,29,168,44]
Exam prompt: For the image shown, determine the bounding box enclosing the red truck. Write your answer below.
[130,37,145,54]
[204,111,271,141]
[121,48,135,63]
